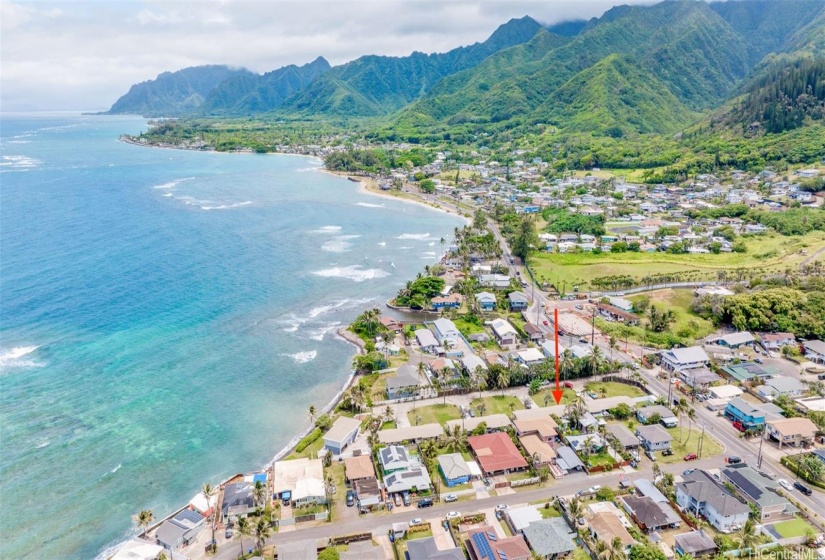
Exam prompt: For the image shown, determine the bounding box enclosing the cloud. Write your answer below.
[0,0,658,111]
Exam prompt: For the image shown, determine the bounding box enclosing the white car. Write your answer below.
[495,504,509,512]
[446,511,461,520]
[588,485,602,493]
[410,518,423,526]
[444,494,457,503]
[778,479,794,492]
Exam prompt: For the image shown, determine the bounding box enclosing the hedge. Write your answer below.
[296,428,323,453]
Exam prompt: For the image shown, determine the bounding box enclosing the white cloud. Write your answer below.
[0,0,658,111]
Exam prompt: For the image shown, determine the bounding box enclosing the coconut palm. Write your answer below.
[201,482,217,549]
[383,405,394,424]
[739,517,759,555]
[560,350,575,381]
[496,368,510,394]
[235,516,252,556]
[308,405,317,424]
[608,537,625,560]
[683,408,697,446]
[132,509,154,536]
[255,519,271,554]
[568,497,582,520]
[253,480,268,511]
[477,401,488,417]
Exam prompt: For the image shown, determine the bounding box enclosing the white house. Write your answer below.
[676,471,749,533]
[804,340,825,364]
[415,329,440,353]
[323,416,361,455]
[635,425,673,451]
[661,346,710,372]
[490,318,518,346]
[433,318,461,345]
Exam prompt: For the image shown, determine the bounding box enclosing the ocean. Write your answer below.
[0,113,463,559]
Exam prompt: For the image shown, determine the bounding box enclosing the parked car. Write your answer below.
[645,450,656,461]
[495,504,509,512]
[579,337,588,344]
[402,492,411,506]
[563,381,574,389]
[577,517,586,526]
[662,449,674,457]
[683,469,695,476]
[393,493,401,507]
[410,518,423,526]
[588,485,602,494]
[444,494,457,503]
[346,490,355,507]
[754,358,763,364]
[794,482,813,496]
[418,498,433,508]
[778,479,794,492]
[818,374,825,381]
[727,456,743,465]
[684,453,698,461]
[225,528,233,539]
[575,304,584,310]
[469,409,475,418]
[446,511,461,520]
[543,320,549,326]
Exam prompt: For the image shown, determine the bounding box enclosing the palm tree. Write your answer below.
[684,408,696,446]
[496,368,510,394]
[477,401,487,417]
[568,497,582,520]
[308,405,317,424]
[132,509,154,536]
[255,519,271,554]
[608,537,625,560]
[739,517,759,555]
[253,480,267,512]
[235,516,252,556]
[201,482,217,549]
[384,405,394,424]
[560,350,574,382]
[587,345,604,378]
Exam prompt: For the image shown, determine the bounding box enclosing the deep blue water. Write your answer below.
[0,114,463,559]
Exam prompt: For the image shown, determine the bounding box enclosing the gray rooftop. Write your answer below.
[665,346,710,365]
[674,531,717,555]
[637,405,676,421]
[522,518,577,556]
[607,423,640,448]
[339,541,385,560]
[677,471,750,517]
[723,464,797,511]
[278,540,318,560]
[636,424,673,444]
[555,446,584,471]
[407,537,464,560]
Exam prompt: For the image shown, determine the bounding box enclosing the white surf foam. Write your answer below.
[377,241,386,246]
[307,322,341,341]
[283,350,317,364]
[312,265,391,282]
[396,233,430,240]
[35,440,51,449]
[152,177,193,190]
[321,240,352,253]
[111,463,122,474]
[354,202,385,208]
[200,201,252,210]
[0,346,44,369]
[0,155,41,170]
[312,225,342,233]
[162,193,173,198]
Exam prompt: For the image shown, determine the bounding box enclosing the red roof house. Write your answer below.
[467,432,528,475]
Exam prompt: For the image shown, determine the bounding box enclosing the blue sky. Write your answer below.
[1,0,657,111]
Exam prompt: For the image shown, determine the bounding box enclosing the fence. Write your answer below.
[510,477,540,488]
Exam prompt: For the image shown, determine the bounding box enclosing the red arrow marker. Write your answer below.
[552,307,564,405]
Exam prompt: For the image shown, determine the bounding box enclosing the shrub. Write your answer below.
[295,428,322,453]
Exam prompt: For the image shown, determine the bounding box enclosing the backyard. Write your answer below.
[770,518,817,539]
[470,395,525,416]
[407,403,461,426]
[656,426,724,464]
[532,387,577,406]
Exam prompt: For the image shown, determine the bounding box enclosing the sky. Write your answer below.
[1,0,658,112]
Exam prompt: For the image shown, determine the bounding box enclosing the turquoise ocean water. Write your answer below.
[0,114,463,559]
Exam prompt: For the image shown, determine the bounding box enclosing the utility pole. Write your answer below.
[757,432,764,470]
[698,423,706,458]
[590,308,596,346]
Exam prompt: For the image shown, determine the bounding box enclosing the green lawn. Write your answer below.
[453,316,488,336]
[531,231,825,292]
[470,395,524,416]
[772,518,816,538]
[532,388,577,406]
[539,504,562,519]
[326,463,346,522]
[586,452,616,468]
[287,430,326,460]
[584,381,646,399]
[407,403,461,426]
[657,426,723,464]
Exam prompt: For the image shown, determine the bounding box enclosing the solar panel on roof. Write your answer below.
[472,533,493,560]
[488,532,497,541]
[498,552,507,560]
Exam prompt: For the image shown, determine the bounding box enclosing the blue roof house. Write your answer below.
[724,397,766,430]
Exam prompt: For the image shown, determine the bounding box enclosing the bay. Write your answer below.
[0,113,463,559]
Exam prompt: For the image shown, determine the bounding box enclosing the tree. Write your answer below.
[384,406,395,424]
[308,405,317,424]
[496,368,510,394]
[629,543,667,560]
[201,482,217,550]
[511,216,539,260]
[254,480,267,511]
[255,519,271,554]
[738,517,759,556]
[477,401,488,417]
[132,509,154,536]
[236,516,252,556]
[610,403,632,419]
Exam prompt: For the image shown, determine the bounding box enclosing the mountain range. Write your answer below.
[105,0,825,138]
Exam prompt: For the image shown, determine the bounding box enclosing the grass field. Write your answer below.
[470,395,524,415]
[584,381,646,399]
[772,518,816,538]
[453,316,487,336]
[531,231,825,291]
[532,387,577,406]
[407,403,461,426]
[656,426,723,464]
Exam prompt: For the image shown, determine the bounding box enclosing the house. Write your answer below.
[506,506,543,533]
[586,396,636,416]
[468,432,529,475]
[707,385,743,402]
[661,346,710,372]
[635,425,673,451]
[636,405,678,427]
[713,332,755,348]
[673,531,718,557]
[587,512,635,555]
[155,509,206,551]
[795,396,825,414]
[606,423,640,450]
[344,455,375,483]
[446,414,511,434]
[514,416,558,441]
[759,332,795,351]
[765,417,817,448]
[476,291,497,311]
[555,446,585,473]
[379,316,403,333]
[438,453,473,487]
[431,293,462,311]
[407,538,464,560]
[433,318,461,344]
[720,361,775,383]
[758,376,805,399]
[468,526,531,560]
[676,470,750,533]
[521,518,578,559]
[723,464,797,522]
[514,347,545,366]
[384,466,432,494]
[724,397,766,430]
[480,274,511,289]
[679,367,722,389]
[508,291,530,311]
[804,340,825,364]
[490,318,518,346]
[340,541,386,560]
[323,416,361,455]
[596,303,639,325]
[519,434,557,466]
[608,297,634,312]
[221,481,256,517]
[378,424,443,445]
[273,458,326,506]
[110,539,165,560]
[415,329,440,353]
[278,540,318,560]
[378,445,412,474]
[620,495,680,532]
[523,323,544,342]
[386,364,422,400]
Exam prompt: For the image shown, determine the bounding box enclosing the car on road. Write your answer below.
[575,304,584,310]
[683,469,695,476]
[754,358,763,364]
[563,381,574,389]
[444,494,457,503]
[794,482,813,496]
[410,518,423,526]
[588,485,602,494]
[495,504,509,512]
[446,511,461,520]
[726,456,743,465]
[662,449,674,457]
[418,498,433,508]
[778,479,794,492]
[543,320,549,326]
[684,453,698,461]
[579,337,588,344]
